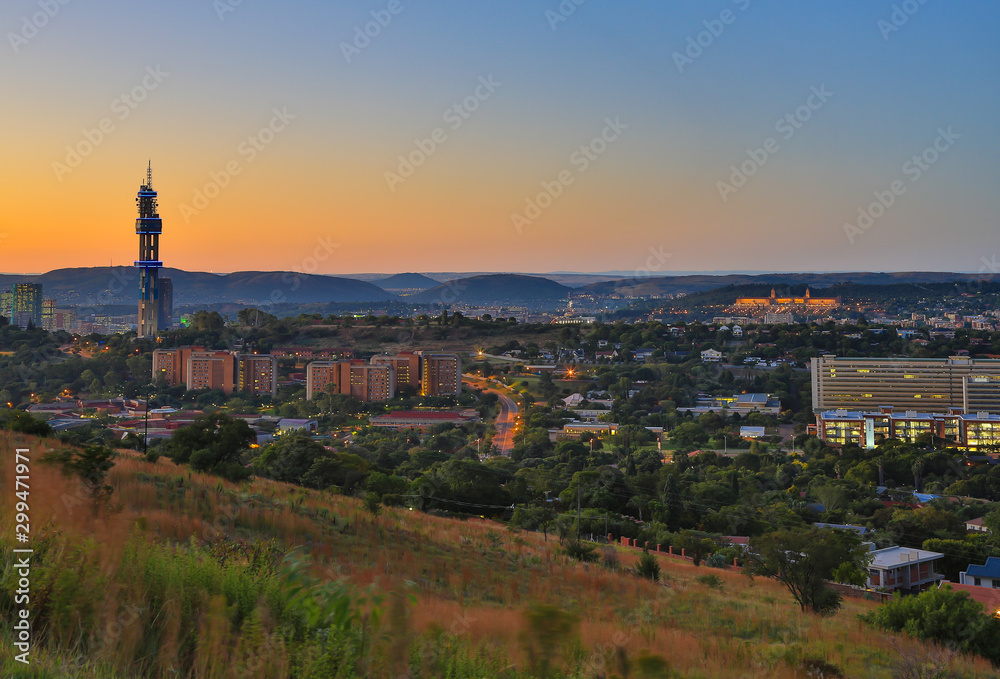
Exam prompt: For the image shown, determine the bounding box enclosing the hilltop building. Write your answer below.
[733,287,840,310]
[135,163,164,337]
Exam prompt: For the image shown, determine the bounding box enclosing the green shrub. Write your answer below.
[695,573,723,590]
[861,585,1000,665]
[563,540,598,562]
[634,551,661,582]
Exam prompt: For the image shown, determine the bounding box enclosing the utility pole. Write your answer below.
[143,384,150,456]
[576,479,582,543]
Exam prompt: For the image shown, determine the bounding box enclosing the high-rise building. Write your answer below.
[306,361,342,400]
[53,308,76,331]
[135,163,163,337]
[152,346,202,386]
[305,360,393,402]
[0,290,11,319]
[158,278,173,331]
[13,283,43,327]
[346,363,394,402]
[185,350,235,394]
[420,353,462,396]
[237,354,278,397]
[811,355,1000,414]
[41,299,56,330]
[371,351,421,392]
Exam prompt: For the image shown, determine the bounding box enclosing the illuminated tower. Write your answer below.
[135,162,163,337]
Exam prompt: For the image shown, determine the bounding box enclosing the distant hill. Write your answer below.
[373,272,440,292]
[409,274,572,306]
[579,271,1000,297]
[0,267,398,307]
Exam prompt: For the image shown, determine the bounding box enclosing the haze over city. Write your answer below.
[2,1,998,276]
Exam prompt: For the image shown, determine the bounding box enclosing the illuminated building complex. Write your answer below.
[730,287,839,318]
[135,163,163,337]
[811,355,1000,414]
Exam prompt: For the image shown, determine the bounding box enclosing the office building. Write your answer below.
[41,299,56,330]
[420,353,462,396]
[237,354,278,397]
[0,290,12,319]
[816,406,1000,450]
[13,283,43,327]
[185,350,235,394]
[158,278,173,331]
[135,163,163,337]
[811,355,1000,414]
[52,308,75,331]
[371,351,421,392]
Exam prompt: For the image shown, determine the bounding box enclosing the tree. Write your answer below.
[252,433,328,485]
[676,530,716,566]
[166,413,256,481]
[861,585,1000,665]
[747,528,871,615]
[42,444,116,504]
[1,410,52,436]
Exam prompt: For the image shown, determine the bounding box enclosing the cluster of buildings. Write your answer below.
[152,347,279,396]
[305,351,461,401]
[0,283,75,331]
[150,346,463,403]
[811,355,1000,449]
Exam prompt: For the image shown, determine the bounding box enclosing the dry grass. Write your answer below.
[2,430,996,678]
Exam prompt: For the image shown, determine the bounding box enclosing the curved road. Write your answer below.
[463,376,520,456]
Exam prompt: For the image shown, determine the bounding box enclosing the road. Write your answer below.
[463,376,520,456]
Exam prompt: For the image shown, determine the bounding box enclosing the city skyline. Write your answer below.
[1,1,998,276]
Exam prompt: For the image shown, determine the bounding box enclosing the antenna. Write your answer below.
[146,160,153,189]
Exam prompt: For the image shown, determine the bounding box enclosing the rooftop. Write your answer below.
[965,557,1000,579]
[870,546,944,569]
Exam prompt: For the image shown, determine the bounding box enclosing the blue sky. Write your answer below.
[1,0,998,274]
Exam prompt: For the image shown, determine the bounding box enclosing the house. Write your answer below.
[732,325,743,338]
[277,418,319,434]
[814,523,869,535]
[739,426,766,439]
[633,349,655,362]
[966,517,989,533]
[866,546,944,592]
[700,349,723,363]
[961,557,1000,588]
[562,393,585,408]
[941,581,1000,615]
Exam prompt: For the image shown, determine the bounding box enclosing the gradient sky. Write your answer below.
[1,1,998,276]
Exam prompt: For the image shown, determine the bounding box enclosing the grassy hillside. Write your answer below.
[1,432,994,678]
